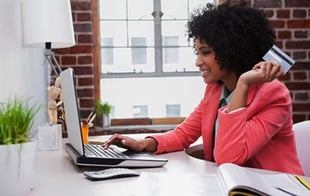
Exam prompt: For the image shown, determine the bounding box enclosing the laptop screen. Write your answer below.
[60,68,85,156]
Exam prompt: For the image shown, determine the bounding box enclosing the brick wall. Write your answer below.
[55,0,310,124]
[252,0,310,123]
[54,0,97,122]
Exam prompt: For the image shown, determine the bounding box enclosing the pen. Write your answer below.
[276,187,298,196]
[85,112,93,124]
[295,175,310,191]
[87,113,96,126]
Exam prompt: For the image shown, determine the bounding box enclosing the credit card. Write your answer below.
[263,45,295,74]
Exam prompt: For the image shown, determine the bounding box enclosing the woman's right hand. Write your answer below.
[240,61,284,86]
[102,133,158,153]
[228,61,284,113]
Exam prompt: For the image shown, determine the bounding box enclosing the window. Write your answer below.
[99,0,215,120]
[163,36,179,64]
[102,38,113,65]
[131,37,147,65]
[133,105,148,117]
[166,104,181,117]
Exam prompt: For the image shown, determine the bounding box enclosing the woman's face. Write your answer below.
[194,39,230,84]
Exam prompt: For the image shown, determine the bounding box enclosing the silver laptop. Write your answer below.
[60,68,167,167]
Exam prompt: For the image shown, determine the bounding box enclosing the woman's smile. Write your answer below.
[200,69,211,77]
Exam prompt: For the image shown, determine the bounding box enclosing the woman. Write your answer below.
[103,2,304,175]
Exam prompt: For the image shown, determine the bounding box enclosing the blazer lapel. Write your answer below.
[201,84,223,161]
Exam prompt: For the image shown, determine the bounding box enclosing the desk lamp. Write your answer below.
[22,0,75,76]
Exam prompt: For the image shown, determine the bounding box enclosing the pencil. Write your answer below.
[295,176,310,191]
[87,113,96,126]
[85,112,93,124]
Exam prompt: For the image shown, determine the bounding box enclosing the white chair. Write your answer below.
[293,120,310,176]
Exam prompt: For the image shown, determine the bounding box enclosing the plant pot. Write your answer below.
[0,140,37,196]
[103,114,111,128]
[38,124,62,150]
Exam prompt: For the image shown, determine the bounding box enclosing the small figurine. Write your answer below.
[48,77,63,125]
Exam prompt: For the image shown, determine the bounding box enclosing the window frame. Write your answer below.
[98,0,216,79]
[96,0,215,126]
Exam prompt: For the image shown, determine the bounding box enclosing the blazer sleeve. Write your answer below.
[213,80,293,165]
[150,87,208,154]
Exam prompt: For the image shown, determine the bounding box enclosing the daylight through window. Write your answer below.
[99,0,215,119]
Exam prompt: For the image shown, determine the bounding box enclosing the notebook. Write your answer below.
[60,68,168,167]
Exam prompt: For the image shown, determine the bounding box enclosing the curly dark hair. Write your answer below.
[187,2,276,77]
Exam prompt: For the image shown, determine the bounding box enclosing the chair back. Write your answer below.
[293,120,310,176]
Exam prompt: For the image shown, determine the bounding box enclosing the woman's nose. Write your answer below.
[195,57,203,67]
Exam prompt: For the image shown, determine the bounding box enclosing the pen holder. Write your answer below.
[38,124,62,151]
[81,124,89,144]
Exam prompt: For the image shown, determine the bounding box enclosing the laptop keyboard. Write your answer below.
[84,144,129,159]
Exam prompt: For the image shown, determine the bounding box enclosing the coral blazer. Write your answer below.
[151,80,304,175]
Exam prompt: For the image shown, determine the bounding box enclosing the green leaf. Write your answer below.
[0,96,41,145]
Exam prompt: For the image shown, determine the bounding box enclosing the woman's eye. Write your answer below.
[201,50,211,56]
[194,49,212,56]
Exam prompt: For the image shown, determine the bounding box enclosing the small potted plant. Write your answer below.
[96,100,112,127]
[0,96,40,196]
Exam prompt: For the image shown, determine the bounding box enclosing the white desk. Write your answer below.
[26,134,309,196]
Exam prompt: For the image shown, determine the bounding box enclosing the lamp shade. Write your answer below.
[22,0,75,49]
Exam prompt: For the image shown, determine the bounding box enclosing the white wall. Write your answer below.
[0,0,48,134]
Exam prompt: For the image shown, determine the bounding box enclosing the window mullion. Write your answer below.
[153,0,163,74]
[126,0,129,47]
